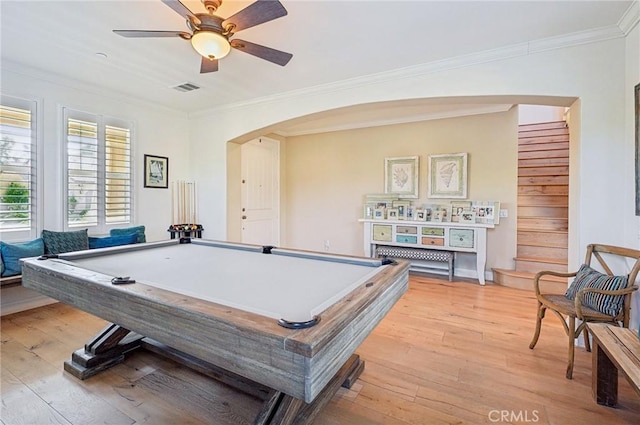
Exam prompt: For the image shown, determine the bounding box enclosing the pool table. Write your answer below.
[21,238,409,424]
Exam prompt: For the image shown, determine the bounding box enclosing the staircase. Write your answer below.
[493,121,569,293]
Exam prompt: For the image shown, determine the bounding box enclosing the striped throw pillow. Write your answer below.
[565,264,628,317]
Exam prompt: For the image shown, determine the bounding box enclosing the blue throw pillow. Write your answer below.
[565,264,628,316]
[0,238,45,277]
[89,233,138,249]
[42,229,89,255]
[110,225,145,243]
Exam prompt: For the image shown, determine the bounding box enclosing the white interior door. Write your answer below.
[241,137,280,246]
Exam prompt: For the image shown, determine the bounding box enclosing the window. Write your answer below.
[0,96,38,241]
[64,108,133,233]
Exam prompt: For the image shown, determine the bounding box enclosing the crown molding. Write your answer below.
[191,23,627,119]
[618,0,640,35]
[0,60,187,117]
[528,25,623,54]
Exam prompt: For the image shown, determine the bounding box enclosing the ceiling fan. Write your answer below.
[114,0,293,73]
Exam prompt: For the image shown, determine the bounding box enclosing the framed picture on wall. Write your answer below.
[384,156,419,198]
[144,154,169,189]
[428,152,468,199]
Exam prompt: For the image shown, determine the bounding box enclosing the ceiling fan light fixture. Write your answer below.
[191,31,230,60]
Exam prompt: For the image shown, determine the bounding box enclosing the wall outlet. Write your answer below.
[324,240,330,251]
[499,209,508,218]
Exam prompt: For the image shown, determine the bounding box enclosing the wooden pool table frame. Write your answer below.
[21,240,409,424]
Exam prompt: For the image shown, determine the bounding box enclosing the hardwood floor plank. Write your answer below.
[0,367,71,425]
[134,364,263,425]
[1,340,135,425]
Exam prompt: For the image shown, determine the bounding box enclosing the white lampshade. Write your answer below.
[191,31,231,60]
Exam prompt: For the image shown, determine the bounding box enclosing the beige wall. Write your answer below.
[282,108,518,276]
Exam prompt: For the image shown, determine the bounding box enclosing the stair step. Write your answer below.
[514,257,568,274]
[492,268,568,293]
[515,256,567,265]
[518,121,568,132]
[518,185,568,196]
[518,206,568,219]
[518,157,569,167]
[517,217,568,232]
[517,245,567,260]
[517,195,568,207]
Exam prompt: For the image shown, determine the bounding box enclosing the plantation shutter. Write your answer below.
[0,99,38,240]
[105,125,131,224]
[67,118,99,227]
[64,109,133,232]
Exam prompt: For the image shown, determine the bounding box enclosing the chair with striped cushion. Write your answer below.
[529,244,640,379]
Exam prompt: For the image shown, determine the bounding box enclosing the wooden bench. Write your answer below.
[587,323,640,406]
[376,245,454,281]
[0,275,22,289]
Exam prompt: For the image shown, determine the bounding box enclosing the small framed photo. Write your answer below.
[450,201,472,223]
[144,154,169,189]
[393,200,410,220]
[387,208,400,220]
[459,210,476,224]
[415,209,426,221]
[373,208,386,219]
[363,203,375,219]
[406,206,415,221]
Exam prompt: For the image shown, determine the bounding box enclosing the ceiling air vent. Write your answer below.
[172,82,200,92]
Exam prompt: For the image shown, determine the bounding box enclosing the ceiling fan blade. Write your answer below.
[161,0,201,26]
[230,39,292,66]
[223,0,288,32]
[113,30,190,38]
[200,57,219,73]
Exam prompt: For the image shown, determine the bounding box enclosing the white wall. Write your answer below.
[1,65,190,314]
[625,22,640,331]
[519,105,566,125]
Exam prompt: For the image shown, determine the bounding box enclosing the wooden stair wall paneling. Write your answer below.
[493,121,569,293]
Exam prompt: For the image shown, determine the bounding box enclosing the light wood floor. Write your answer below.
[2,275,639,424]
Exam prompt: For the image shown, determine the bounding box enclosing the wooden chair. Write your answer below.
[529,244,640,379]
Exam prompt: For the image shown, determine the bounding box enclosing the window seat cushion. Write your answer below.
[42,229,89,255]
[0,238,45,277]
[89,233,138,249]
[110,225,146,243]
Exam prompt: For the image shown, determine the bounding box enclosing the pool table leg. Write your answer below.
[254,354,364,425]
[63,323,144,380]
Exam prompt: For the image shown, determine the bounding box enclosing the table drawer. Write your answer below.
[450,228,475,249]
[422,237,445,246]
[396,235,418,244]
[396,225,417,234]
[372,224,392,242]
[422,227,445,237]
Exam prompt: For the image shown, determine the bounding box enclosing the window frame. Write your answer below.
[62,107,135,235]
[0,94,42,242]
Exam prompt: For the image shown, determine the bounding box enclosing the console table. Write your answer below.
[360,219,494,285]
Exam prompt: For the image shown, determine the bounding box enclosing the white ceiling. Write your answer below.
[0,0,635,134]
